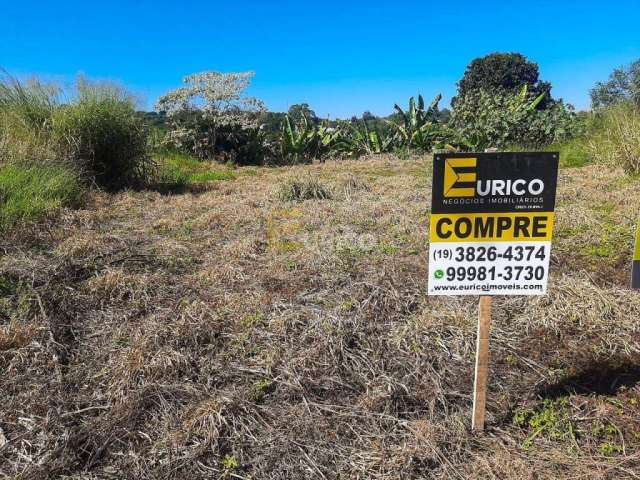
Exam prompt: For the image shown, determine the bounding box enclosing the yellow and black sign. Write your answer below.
[431,152,559,242]
[633,222,640,289]
[430,212,555,242]
[444,157,477,197]
[432,152,559,215]
[428,152,559,296]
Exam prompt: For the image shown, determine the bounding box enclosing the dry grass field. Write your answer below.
[2,154,640,479]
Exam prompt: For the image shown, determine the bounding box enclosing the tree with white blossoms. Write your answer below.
[156,71,266,160]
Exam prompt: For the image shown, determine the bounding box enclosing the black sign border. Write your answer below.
[432,152,560,214]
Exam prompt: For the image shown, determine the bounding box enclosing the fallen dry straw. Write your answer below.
[1,155,640,478]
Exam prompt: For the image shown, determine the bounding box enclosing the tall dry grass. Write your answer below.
[588,102,640,174]
[1,156,639,478]
[51,77,153,189]
[0,70,59,165]
[0,71,152,187]
[0,71,154,230]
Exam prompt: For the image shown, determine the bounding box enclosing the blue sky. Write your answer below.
[2,0,639,118]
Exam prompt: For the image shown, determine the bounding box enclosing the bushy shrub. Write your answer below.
[334,120,394,156]
[158,108,269,164]
[0,113,57,166]
[587,102,640,173]
[0,71,57,132]
[214,123,273,165]
[451,87,582,150]
[0,164,83,231]
[1,73,152,190]
[52,78,152,189]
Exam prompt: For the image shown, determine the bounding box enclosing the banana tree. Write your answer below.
[335,119,394,156]
[280,114,339,163]
[386,94,444,150]
[511,84,546,114]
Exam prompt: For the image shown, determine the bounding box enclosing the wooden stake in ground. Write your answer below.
[632,221,640,289]
[472,295,492,431]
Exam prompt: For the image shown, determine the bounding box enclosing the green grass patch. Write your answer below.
[252,378,274,402]
[0,164,83,231]
[580,223,632,259]
[590,201,616,216]
[153,151,236,191]
[364,168,399,177]
[545,138,591,168]
[271,239,303,252]
[188,170,235,182]
[173,221,194,241]
[162,152,201,170]
[238,168,259,177]
[514,398,577,448]
[509,139,591,169]
[555,225,589,239]
[605,172,640,192]
[242,311,264,329]
[0,275,15,296]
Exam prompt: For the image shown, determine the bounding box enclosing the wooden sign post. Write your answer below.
[633,221,640,289]
[472,295,492,431]
[428,152,559,432]
[472,147,495,432]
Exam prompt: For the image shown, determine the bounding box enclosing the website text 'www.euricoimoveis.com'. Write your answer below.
[431,283,544,293]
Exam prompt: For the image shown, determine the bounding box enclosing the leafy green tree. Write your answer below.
[451,86,581,150]
[259,111,287,135]
[138,110,167,129]
[454,52,551,107]
[590,59,640,109]
[156,71,265,161]
[362,111,375,122]
[287,103,317,123]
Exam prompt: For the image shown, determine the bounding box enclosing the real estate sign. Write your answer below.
[428,152,559,296]
[633,222,640,289]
